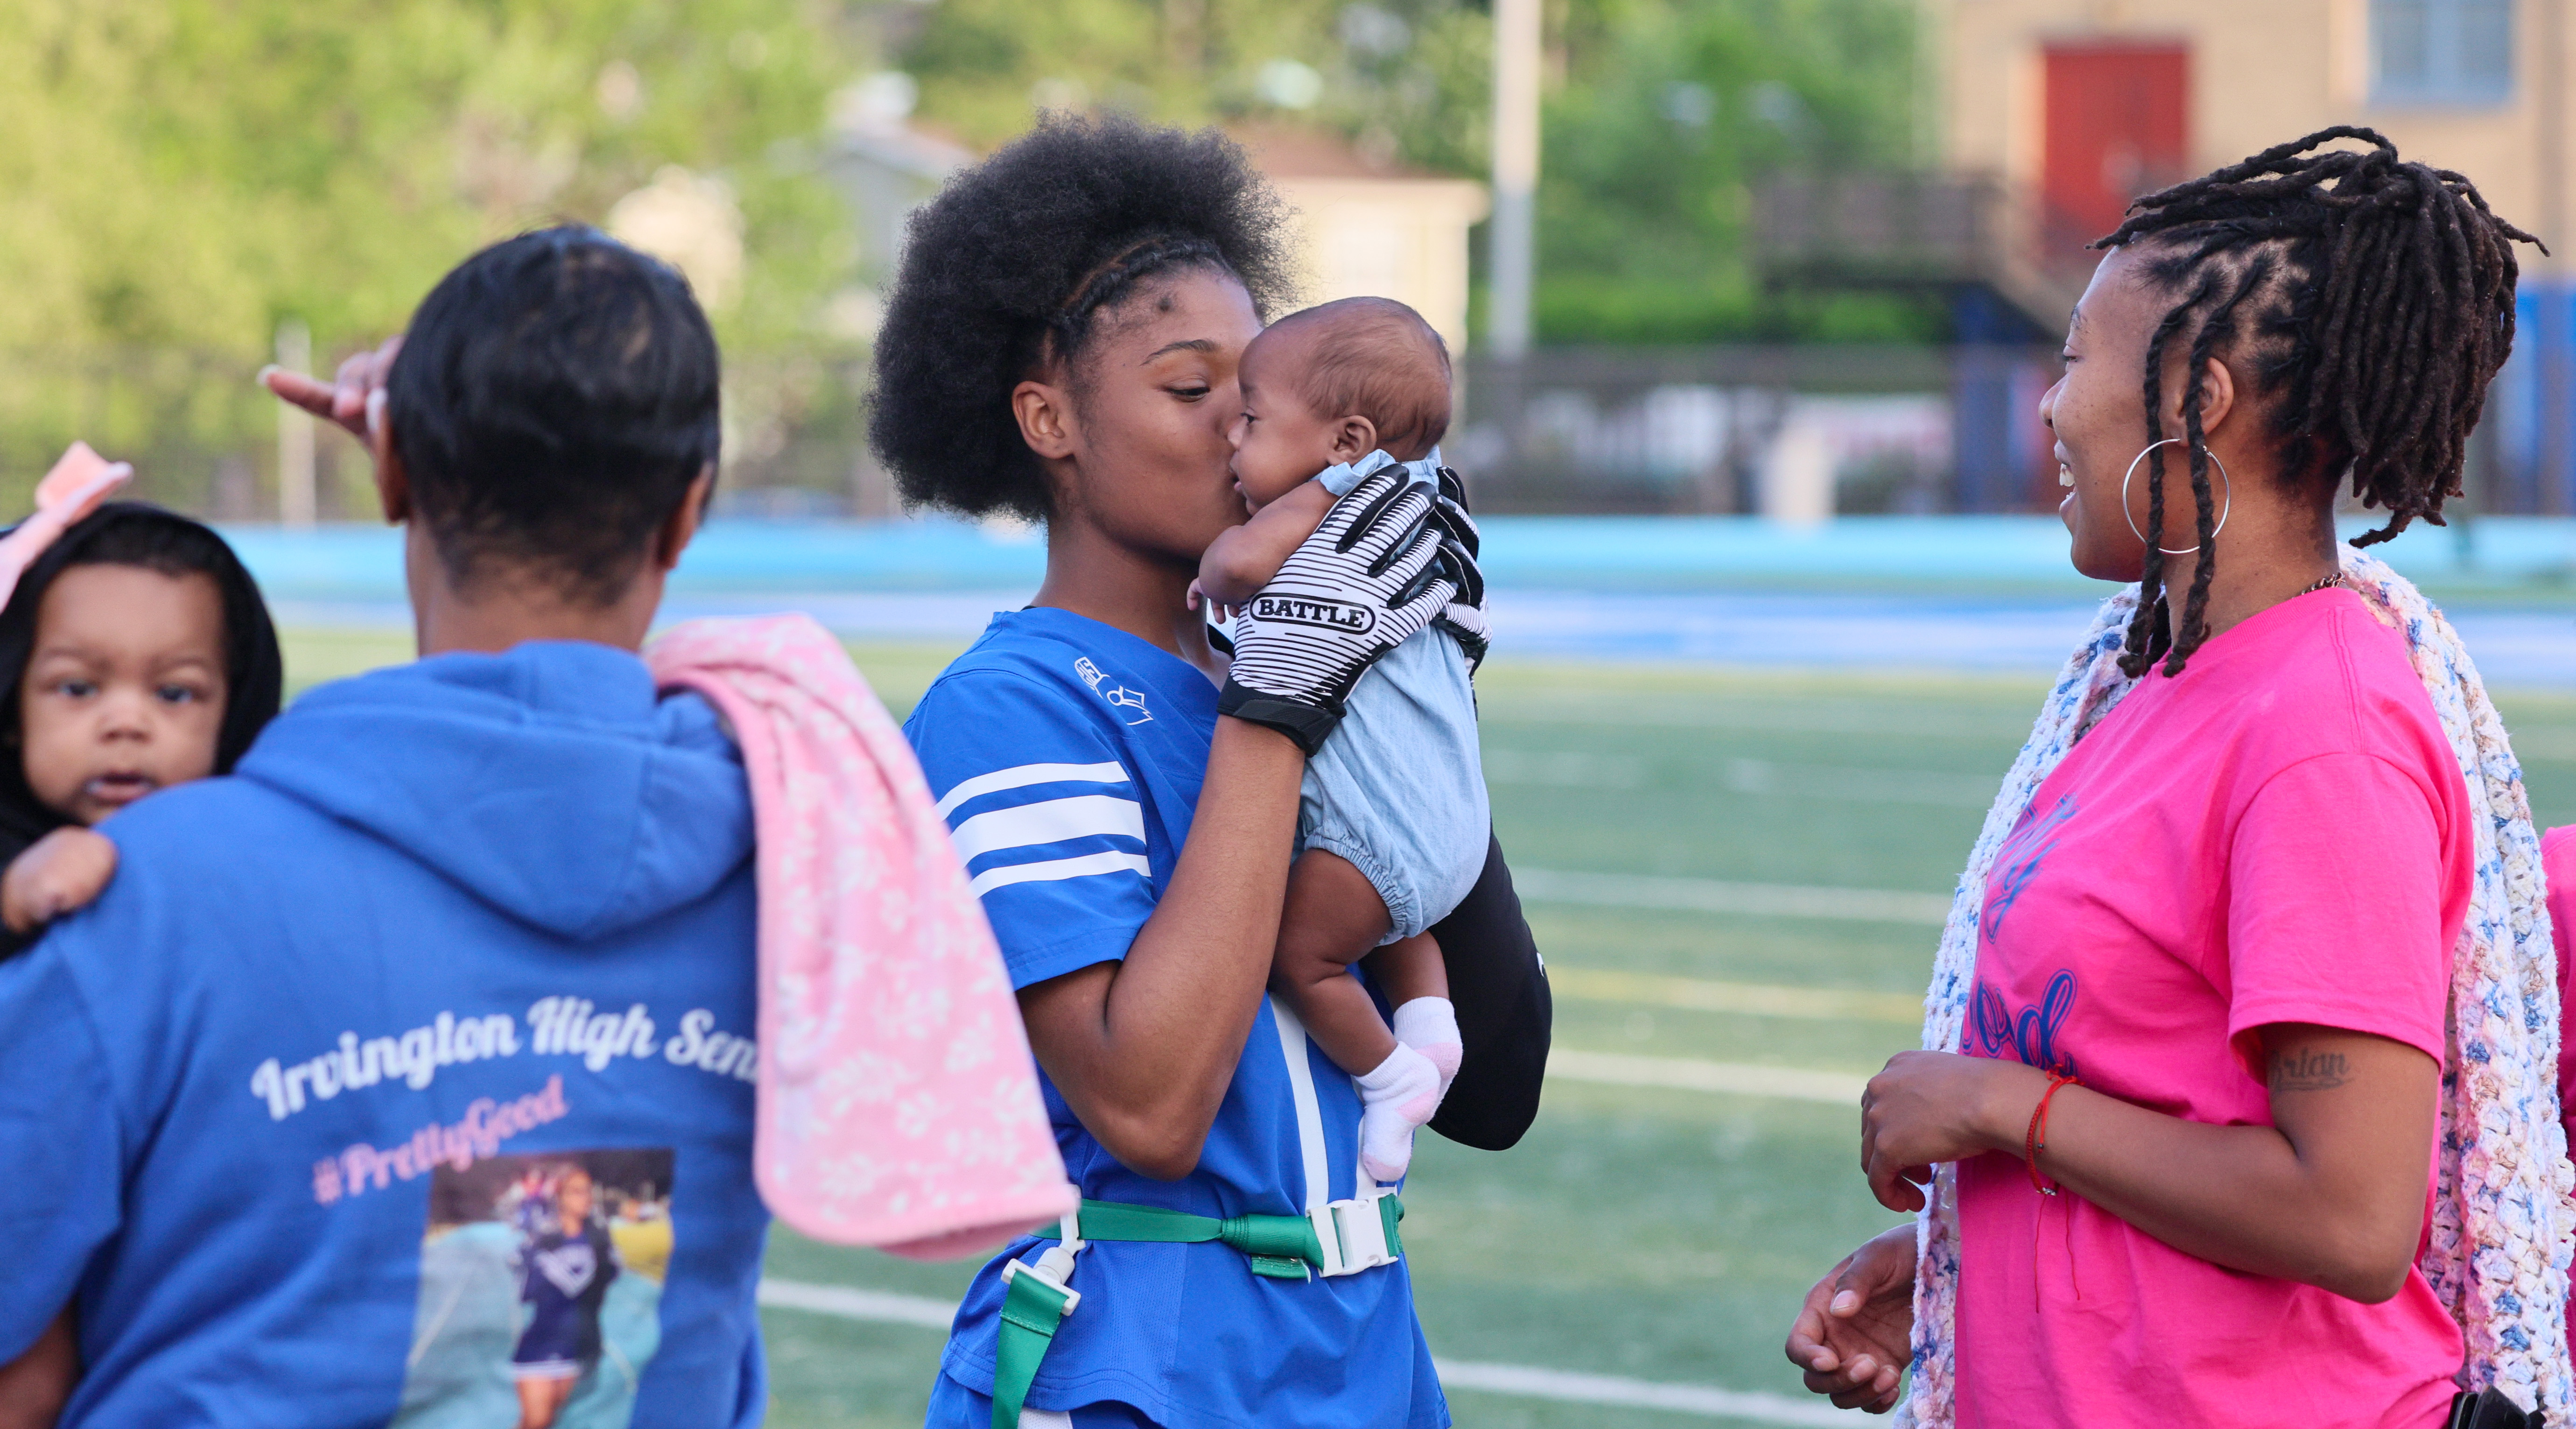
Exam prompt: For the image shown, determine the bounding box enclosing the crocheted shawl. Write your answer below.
[1898,548,2576,1424]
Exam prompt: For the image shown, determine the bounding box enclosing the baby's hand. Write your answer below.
[1186,578,1236,623]
[2,828,119,935]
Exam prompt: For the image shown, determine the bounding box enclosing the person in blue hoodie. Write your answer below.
[0,228,766,1428]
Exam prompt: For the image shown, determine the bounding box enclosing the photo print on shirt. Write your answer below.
[393,1146,676,1429]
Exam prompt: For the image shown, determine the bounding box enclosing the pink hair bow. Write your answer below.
[0,443,134,613]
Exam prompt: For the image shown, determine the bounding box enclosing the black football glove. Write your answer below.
[1428,465,1488,669]
[1218,467,1455,753]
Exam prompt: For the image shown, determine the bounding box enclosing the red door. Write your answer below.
[2043,43,2190,253]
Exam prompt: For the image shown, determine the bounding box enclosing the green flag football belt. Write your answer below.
[990,1190,1405,1429]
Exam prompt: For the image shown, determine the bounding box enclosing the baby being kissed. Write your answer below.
[1193,297,1490,1182]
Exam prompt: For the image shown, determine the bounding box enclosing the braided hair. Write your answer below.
[869,115,1297,521]
[2097,127,2540,676]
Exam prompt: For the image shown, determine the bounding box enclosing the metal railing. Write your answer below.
[1753,173,2091,341]
[1453,345,2060,515]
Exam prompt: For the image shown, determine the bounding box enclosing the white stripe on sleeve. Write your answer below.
[968,851,1154,898]
[949,794,1146,863]
[933,761,1131,819]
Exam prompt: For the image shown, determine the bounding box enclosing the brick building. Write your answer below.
[1930,0,2575,511]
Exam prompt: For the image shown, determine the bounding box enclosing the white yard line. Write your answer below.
[1435,1359,1853,1426]
[756,1278,1846,1426]
[1515,867,1952,926]
[757,1279,956,1328]
[1548,967,1923,1025]
[1547,1050,1870,1105]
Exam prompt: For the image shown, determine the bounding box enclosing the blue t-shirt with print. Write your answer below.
[904,607,1447,1429]
[0,643,768,1429]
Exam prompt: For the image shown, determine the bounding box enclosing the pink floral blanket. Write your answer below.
[646,614,1074,1256]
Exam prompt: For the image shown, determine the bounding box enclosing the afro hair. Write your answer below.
[868,114,1299,521]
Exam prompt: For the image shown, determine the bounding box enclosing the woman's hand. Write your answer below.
[1783,1225,1917,1413]
[1864,1029,2437,1302]
[1218,467,1452,754]
[261,335,402,442]
[1861,1051,2044,1212]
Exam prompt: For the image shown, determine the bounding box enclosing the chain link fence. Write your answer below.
[0,349,286,518]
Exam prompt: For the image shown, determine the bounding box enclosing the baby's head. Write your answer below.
[0,506,281,829]
[1228,296,1451,509]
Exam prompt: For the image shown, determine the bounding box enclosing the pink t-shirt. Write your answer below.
[2539,825,2576,1332]
[1956,589,2471,1429]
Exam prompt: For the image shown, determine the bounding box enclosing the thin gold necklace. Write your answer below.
[2298,571,2344,597]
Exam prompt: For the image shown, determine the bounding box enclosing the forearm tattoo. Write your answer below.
[2269,1046,2353,1094]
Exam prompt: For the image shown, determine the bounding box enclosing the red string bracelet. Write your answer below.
[2025,1072,2080,1195]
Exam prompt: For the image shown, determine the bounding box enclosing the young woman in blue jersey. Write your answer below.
[871,116,1550,1429]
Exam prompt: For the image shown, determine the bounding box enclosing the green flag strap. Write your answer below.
[1038,1199,1324,1277]
[993,1193,1404,1427]
[991,1242,1081,1429]
[1035,1194,1403,1277]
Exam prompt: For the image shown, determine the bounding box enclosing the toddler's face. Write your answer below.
[1226,329,1342,511]
[19,564,228,826]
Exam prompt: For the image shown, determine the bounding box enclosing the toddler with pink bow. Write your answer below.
[0,443,285,1426]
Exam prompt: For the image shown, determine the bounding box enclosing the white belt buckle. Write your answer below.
[1001,1250,1082,1315]
[1315,1187,1397,1277]
[999,1215,1085,1313]
[1308,1205,1348,1277]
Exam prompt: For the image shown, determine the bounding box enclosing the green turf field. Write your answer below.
[276,631,2576,1428]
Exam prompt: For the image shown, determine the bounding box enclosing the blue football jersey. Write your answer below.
[903,607,1446,1429]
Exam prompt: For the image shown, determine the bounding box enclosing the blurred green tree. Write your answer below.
[0,0,1931,513]
[0,0,870,509]
[895,0,1496,190]
[1535,0,1931,342]
[895,0,1928,345]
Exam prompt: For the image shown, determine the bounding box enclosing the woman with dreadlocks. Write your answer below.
[872,116,1549,1429]
[1783,129,2569,1429]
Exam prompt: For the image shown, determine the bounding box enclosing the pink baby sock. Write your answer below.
[1392,997,1462,1092]
[1355,1041,1444,1183]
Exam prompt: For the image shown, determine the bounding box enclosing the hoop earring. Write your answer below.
[2120,438,2231,555]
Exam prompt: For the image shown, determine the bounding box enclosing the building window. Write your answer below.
[2372,0,2514,105]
